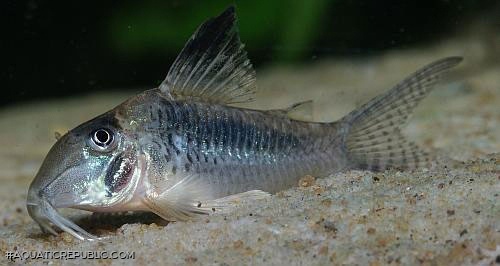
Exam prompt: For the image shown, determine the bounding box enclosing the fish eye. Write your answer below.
[89,128,116,151]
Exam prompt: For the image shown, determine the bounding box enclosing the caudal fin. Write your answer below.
[342,57,462,171]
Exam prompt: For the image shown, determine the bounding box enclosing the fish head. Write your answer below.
[27,111,142,240]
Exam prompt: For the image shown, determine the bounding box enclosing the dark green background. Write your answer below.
[2,0,498,107]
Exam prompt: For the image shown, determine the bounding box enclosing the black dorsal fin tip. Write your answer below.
[221,5,236,19]
[159,5,257,105]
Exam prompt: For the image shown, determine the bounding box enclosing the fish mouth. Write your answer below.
[27,195,102,241]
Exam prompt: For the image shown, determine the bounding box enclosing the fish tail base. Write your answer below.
[340,57,462,171]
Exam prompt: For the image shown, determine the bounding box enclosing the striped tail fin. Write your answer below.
[342,57,462,171]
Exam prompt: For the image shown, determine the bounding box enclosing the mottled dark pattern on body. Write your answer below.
[127,89,345,195]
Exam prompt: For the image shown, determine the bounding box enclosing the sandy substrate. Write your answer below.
[0,33,498,265]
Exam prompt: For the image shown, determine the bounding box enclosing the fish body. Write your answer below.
[120,89,346,195]
[27,6,462,240]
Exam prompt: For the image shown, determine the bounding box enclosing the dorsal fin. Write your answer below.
[159,6,257,105]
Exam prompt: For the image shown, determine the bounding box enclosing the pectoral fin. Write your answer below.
[143,173,269,221]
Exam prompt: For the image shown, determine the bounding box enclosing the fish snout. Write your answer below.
[26,185,101,241]
[26,188,58,236]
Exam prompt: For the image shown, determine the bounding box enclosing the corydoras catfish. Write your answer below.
[27,6,462,240]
